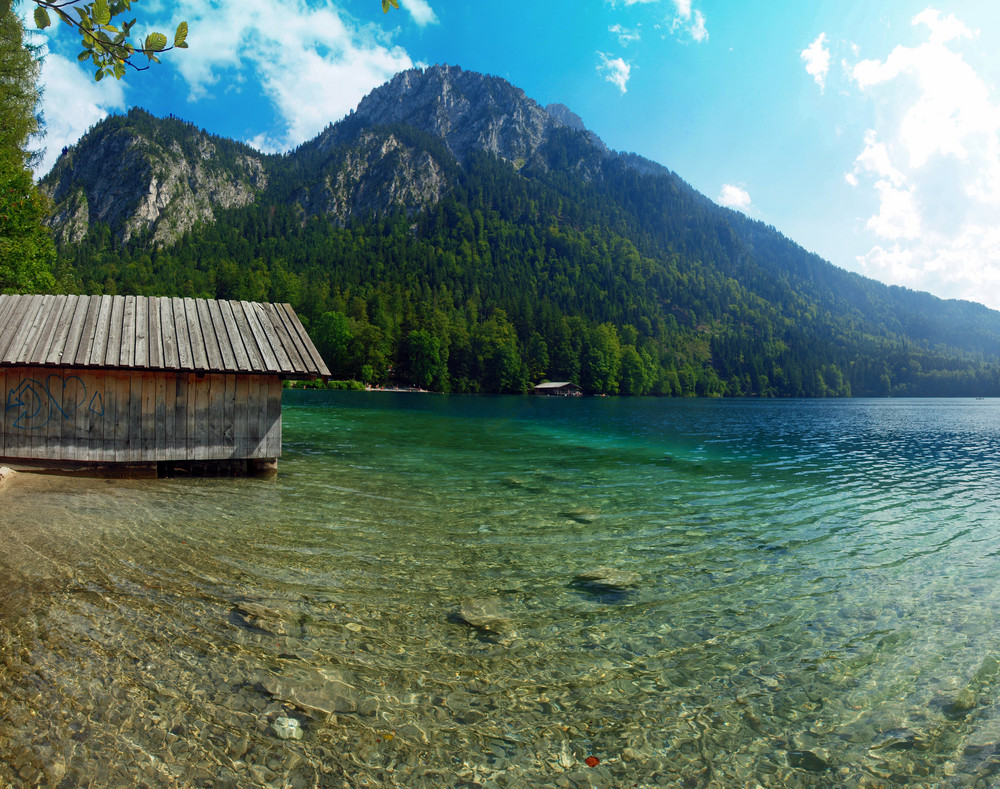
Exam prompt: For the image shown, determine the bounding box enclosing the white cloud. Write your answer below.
[606,0,705,44]
[34,49,126,176]
[801,33,830,93]
[841,8,1000,307]
[609,24,641,46]
[399,0,438,27]
[597,53,631,94]
[687,10,707,43]
[912,8,974,45]
[718,183,752,212]
[168,0,413,152]
[670,0,707,43]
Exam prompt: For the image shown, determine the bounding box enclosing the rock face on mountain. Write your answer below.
[43,65,608,240]
[42,111,268,247]
[291,127,453,225]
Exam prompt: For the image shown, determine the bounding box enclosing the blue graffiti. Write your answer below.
[5,374,91,430]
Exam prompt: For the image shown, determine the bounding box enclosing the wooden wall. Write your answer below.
[0,366,281,463]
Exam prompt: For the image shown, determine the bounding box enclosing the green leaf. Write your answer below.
[144,31,167,52]
[93,0,111,26]
[33,6,51,29]
[77,49,92,62]
[95,69,105,81]
[174,21,188,47]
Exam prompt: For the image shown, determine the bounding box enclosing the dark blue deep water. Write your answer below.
[4,394,1000,786]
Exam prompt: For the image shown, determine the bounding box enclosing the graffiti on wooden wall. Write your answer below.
[5,375,105,430]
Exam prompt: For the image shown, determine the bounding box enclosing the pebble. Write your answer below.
[272,716,303,740]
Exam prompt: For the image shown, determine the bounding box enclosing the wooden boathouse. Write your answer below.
[533,381,582,397]
[0,294,330,474]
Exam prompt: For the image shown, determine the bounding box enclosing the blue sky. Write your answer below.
[27,1,1000,309]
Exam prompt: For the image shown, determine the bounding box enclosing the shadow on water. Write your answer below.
[567,578,636,605]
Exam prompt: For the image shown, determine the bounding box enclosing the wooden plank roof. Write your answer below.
[0,294,330,379]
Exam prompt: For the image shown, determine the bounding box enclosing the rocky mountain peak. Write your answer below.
[352,64,561,165]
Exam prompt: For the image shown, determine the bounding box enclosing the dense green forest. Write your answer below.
[50,111,1000,397]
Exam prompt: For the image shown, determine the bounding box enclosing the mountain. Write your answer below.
[43,112,268,248]
[39,64,1000,397]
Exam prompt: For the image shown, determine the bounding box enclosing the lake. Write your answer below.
[3,393,1000,787]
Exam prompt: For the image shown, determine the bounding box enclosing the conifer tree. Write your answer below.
[0,5,56,293]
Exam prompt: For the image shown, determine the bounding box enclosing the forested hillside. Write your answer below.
[44,67,1000,397]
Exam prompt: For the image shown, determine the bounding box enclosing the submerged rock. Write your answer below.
[573,567,641,590]
[232,601,299,636]
[450,598,518,643]
[560,508,599,524]
[259,669,361,717]
[870,728,917,751]
[788,749,831,772]
[947,689,978,718]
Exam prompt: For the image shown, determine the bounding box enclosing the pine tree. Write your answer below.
[0,5,56,293]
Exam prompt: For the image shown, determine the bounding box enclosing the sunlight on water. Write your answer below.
[5,394,1000,786]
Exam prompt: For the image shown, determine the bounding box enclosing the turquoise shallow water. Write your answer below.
[4,394,1000,786]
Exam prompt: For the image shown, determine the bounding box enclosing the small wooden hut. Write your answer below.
[533,381,582,397]
[0,294,330,475]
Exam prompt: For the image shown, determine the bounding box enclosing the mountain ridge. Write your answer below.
[39,64,1000,396]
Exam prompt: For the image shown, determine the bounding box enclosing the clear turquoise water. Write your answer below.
[4,394,1000,786]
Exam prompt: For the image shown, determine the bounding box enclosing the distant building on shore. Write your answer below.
[0,294,329,476]
[533,381,582,397]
